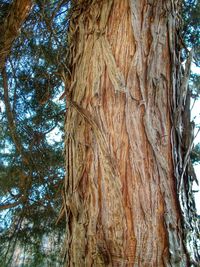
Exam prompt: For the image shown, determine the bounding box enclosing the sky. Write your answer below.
[190,62,200,214]
[191,99,200,214]
[193,165,200,213]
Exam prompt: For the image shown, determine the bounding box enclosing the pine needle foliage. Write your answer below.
[182,0,200,171]
[0,0,70,265]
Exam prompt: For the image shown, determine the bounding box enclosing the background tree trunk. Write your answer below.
[0,0,32,71]
[64,0,189,266]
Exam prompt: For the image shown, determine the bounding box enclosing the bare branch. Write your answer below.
[0,200,21,210]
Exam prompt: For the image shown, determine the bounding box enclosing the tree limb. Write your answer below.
[0,200,21,210]
[2,68,24,157]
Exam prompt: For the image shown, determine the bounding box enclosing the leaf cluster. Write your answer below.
[0,0,70,265]
[182,0,200,66]
[182,0,200,165]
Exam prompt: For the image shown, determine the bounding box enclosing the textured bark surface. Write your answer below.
[64,0,189,266]
[0,0,32,71]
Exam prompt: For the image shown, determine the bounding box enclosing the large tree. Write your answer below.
[63,0,199,266]
[0,0,199,266]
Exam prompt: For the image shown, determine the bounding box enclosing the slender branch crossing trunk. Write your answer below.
[64,0,190,266]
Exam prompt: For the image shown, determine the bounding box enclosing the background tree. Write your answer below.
[0,0,33,71]
[0,0,70,265]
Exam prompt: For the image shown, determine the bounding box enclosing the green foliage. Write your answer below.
[0,0,70,265]
[182,0,200,66]
[0,1,11,23]
[182,0,200,166]
[191,143,200,164]
[190,73,200,98]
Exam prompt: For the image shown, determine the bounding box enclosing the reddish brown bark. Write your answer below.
[0,0,32,70]
[64,0,188,266]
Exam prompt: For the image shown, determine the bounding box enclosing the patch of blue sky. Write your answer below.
[46,126,63,146]
[191,62,200,214]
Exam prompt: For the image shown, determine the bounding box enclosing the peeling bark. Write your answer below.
[63,0,195,266]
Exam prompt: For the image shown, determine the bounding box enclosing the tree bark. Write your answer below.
[64,0,190,266]
[0,0,32,71]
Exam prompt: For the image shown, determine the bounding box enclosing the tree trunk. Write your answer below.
[0,0,32,71]
[64,0,189,266]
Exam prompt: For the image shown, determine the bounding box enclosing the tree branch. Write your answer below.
[0,200,21,210]
[2,68,24,157]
